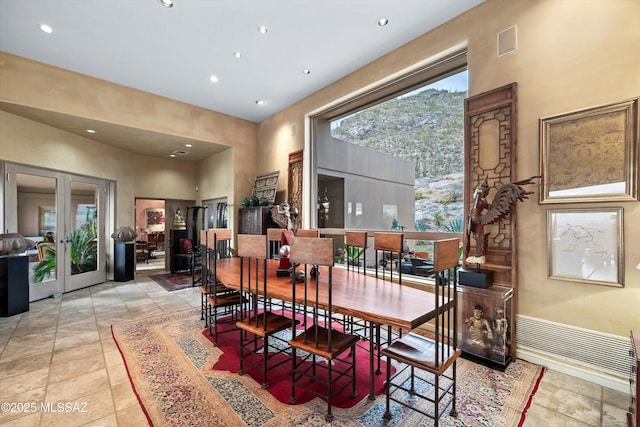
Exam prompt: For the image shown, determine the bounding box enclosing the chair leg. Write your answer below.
[289,348,297,404]
[326,360,334,422]
[450,362,458,417]
[383,356,392,420]
[262,335,269,389]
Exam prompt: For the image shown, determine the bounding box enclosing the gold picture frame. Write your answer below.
[547,208,624,287]
[539,98,638,203]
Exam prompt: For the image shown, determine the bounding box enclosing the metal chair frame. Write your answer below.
[382,238,461,425]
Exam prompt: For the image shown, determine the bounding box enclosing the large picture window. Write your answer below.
[312,52,467,234]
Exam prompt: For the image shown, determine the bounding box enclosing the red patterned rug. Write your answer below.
[148,273,200,291]
[204,313,392,408]
[112,309,545,426]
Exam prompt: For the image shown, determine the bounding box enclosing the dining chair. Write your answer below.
[344,231,368,338]
[372,231,405,372]
[296,229,319,238]
[266,228,283,259]
[205,229,244,346]
[199,229,232,321]
[288,237,360,422]
[382,238,461,426]
[374,231,404,284]
[236,234,298,389]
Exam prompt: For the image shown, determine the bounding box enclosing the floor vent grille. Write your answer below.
[517,315,630,379]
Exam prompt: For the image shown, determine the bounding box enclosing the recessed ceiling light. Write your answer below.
[303,69,311,75]
[258,26,268,34]
[255,100,264,105]
[377,18,389,26]
[160,0,174,8]
[209,75,219,83]
[185,143,192,148]
[170,154,176,158]
[233,51,242,58]
[39,24,54,34]
[86,129,96,134]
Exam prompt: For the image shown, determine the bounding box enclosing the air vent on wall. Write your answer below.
[497,25,517,57]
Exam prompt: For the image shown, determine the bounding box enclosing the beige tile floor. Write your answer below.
[0,272,631,426]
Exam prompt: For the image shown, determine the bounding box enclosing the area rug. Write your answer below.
[148,273,200,292]
[112,309,545,426]
[203,313,393,409]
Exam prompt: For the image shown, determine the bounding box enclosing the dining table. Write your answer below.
[213,257,453,400]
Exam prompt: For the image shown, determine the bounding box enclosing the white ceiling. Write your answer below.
[0,0,482,159]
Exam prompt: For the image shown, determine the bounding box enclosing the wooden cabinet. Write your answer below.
[238,207,277,235]
[630,330,639,427]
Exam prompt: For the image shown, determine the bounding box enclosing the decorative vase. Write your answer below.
[241,198,250,207]
[259,197,269,206]
[249,196,258,207]
[111,227,137,242]
[0,233,30,256]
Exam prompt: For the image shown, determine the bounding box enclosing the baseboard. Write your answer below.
[517,347,629,394]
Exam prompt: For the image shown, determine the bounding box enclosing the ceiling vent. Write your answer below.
[172,149,189,156]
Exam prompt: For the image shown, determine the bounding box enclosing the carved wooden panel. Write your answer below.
[288,150,303,231]
[463,82,519,361]
[464,83,518,288]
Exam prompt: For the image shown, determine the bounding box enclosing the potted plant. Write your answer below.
[33,226,97,282]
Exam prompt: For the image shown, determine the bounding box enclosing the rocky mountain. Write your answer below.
[331,88,466,231]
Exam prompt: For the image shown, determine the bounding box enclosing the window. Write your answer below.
[312,52,467,233]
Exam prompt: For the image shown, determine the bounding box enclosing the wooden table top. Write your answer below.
[214,258,451,330]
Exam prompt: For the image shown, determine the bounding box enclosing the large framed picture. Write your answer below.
[539,98,638,203]
[547,208,624,287]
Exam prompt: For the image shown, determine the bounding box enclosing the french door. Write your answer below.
[4,164,107,301]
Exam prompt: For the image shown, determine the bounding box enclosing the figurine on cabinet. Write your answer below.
[465,304,493,349]
[492,307,509,355]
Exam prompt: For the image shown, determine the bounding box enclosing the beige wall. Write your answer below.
[255,0,640,337]
[0,51,258,233]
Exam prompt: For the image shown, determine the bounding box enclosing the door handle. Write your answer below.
[60,237,70,243]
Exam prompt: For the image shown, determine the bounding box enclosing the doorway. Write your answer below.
[135,198,166,273]
[4,164,109,301]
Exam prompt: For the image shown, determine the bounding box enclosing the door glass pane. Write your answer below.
[16,173,57,285]
[70,181,98,275]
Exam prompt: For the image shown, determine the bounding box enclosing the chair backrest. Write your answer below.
[289,237,335,345]
[431,238,460,365]
[204,229,232,295]
[296,229,319,238]
[345,230,367,274]
[208,228,231,259]
[374,232,404,284]
[267,228,283,259]
[237,234,268,327]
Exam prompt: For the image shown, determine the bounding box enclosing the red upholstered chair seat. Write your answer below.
[180,238,192,254]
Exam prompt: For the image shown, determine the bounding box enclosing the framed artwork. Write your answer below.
[145,208,165,232]
[539,98,638,203]
[547,208,624,287]
[253,171,279,203]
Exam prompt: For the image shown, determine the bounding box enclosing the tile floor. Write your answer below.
[0,271,631,426]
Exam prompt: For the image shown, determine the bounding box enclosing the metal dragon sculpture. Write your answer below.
[465,176,539,267]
